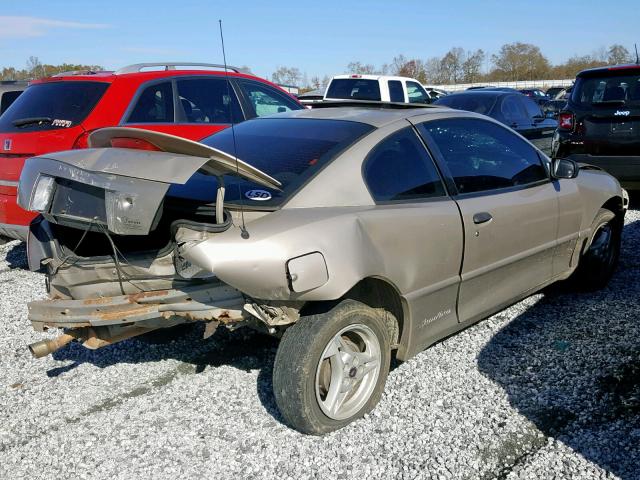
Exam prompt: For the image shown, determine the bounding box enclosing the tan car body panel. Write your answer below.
[18,108,625,361]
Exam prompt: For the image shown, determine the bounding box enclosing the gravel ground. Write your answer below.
[1,192,638,478]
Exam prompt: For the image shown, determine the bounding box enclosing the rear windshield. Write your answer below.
[572,71,640,107]
[325,79,381,101]
[168,118,374,207]
[435,94,497,115]
[0,81,109,132]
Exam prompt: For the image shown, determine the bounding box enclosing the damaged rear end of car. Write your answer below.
[18,127,295,357]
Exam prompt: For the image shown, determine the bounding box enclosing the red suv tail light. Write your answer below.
[109,137,161,151]
[558,112,574,131]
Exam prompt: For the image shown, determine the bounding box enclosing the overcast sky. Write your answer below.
[1,0,638,80]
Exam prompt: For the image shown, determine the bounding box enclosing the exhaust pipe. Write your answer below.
[28,332,80,359]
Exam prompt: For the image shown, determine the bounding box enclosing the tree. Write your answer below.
[390,55,428,83]
[439,47,465,83]
[492,42,550,80]
[461,49,485,83]
[551,54,606,78]
[271,66,302,86]
[26,56,43,77]
[607,44,630,65]
[346,61,376,74]
[310,75,322,90]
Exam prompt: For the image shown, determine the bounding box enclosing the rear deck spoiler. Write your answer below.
[89,127,281,190]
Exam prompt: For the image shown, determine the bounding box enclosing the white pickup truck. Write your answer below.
[323,74,431,104]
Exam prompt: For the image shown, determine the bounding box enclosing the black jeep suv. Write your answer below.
[552,63,640,189]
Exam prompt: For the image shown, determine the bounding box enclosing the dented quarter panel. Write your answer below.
[181,199,464,358]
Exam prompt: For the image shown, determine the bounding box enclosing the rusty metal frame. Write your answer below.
[29,284,245,331]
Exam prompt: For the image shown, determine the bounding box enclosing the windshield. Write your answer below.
[0,81,109,133]
[167,118,374,207]
[325,79,381,101]
[435,94,497,115]
[572,71,640,107]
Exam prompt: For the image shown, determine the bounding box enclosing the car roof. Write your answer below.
[330,74,422,83]
[577,63,640,77]
[29,68,274,86]
[442,90,509,99]
[267,106,456,128]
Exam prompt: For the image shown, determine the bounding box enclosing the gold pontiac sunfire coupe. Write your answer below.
[17,104,627,434]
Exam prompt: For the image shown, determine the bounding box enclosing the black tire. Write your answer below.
[573,208,621,291]
[273,299,391,435]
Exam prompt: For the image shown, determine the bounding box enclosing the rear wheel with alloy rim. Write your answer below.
[273,299,391,435]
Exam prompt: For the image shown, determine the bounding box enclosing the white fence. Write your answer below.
[429,79,574,92]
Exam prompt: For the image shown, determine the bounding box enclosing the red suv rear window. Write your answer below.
[0,81,109,133]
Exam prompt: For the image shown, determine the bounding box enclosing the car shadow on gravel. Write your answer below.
[477,218,640,479]
[3,241,28,270]
[49,325,289,424]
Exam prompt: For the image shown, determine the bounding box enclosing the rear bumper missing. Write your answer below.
[29,284,246,331]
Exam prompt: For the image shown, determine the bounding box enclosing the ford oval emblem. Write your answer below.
[245,189,272,201]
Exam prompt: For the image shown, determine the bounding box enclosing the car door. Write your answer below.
[405,81,430,104]
[122,77,244,141]
[500,94,530,134]
[417,117,558,323]
[359,124,463,357]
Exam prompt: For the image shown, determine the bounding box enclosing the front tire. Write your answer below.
[574,208,621,290]
[273,299,391,435]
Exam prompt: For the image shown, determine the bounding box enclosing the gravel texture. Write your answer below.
[1,196,639,479]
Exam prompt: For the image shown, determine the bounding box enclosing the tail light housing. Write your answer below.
[558,112,574,131]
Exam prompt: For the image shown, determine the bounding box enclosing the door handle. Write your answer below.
[473,212,493,224]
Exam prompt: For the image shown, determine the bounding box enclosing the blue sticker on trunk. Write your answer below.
[245,189,272,201]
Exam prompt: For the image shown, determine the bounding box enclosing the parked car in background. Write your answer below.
[324,74,431,104]
[19,106,625,434]
[297,88,325,106]
[545,86,566,99]
[423,86,449,100]
[519,88,550,105]
[0,62,302,241]
[552,63,640,189]
[434,90,557,138]
[541,99,567,119]
[0,80,27,115]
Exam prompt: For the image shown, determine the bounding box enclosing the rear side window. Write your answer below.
[237,80,300,117]
[406,81,429,104]
[501,96,527,122]
[388,80,404,102]
[573,72,640,107]
[364,127,445,202]
[521,96,543,118]
[0,81,109,133]
[326,79,381,101]
[127,82,174,123]
[435,94,496,115]
[0,90,22,114]
[176,78,242,123]
[419,118,548,194]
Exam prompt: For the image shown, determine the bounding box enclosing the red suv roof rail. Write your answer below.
[114,62,245,75]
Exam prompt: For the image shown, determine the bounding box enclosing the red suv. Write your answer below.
[0,63,303,241]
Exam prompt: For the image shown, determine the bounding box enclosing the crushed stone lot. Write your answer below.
[1,203,639,479]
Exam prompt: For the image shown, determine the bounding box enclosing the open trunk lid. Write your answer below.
[17,127,280,235]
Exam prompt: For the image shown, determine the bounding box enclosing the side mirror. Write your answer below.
[552,158,579,179]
